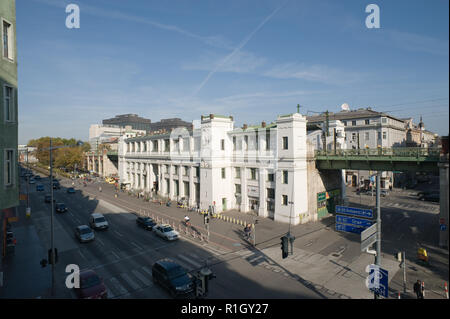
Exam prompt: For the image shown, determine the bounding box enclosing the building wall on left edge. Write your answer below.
[0,0,19,210]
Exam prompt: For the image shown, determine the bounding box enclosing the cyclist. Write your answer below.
[184,215,191,226]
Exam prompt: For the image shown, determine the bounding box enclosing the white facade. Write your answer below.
[89,124,146,149]
[118,113,311,225]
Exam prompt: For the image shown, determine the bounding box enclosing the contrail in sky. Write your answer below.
[192,2,289,97]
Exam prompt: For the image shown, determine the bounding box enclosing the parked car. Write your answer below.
[44,194,55,203]
[53,181,61,189]
[89,213,109,230]
[153,224,179,241]
[419,193,440,203]
[67,187,76,194]
[75,225,95,243]
[136,216,156,230]
[36,184,44,191]
[74,270,107,299]
[34,175,41,180]
[55,202,67,213]
[29,178,36,184]
[152,259,194,297]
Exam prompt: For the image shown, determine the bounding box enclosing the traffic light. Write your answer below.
[281,236,289,259]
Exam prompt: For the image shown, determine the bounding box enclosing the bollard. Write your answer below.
[445,282,449,299]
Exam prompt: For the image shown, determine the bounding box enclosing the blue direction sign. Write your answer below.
[368,266,389,298]
[336,215,373,228]
[335,223,366,234]
[336,205,373,219]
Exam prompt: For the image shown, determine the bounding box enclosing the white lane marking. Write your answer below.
[97,238,105,246]
[109,277,128,296]
[106,286,116,299]
[79,250,87,261]
[141,266,152,276]
[111,250,120,260]
[120,273,141,290]
[131,269,152,287]
[177,254,203,269]
[131,241,143,250]
[114,231,124,237]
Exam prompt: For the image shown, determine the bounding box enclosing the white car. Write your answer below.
[89,213,109,230]
[153,224,179,241]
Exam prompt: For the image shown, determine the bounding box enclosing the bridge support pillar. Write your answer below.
[439,158,449,249]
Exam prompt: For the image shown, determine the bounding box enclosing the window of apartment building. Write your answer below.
[233,136,236,151]
[131,143,135,152]
[343,121,347,126]
[255,131,259,150]
[142,142,146,152]
[365,132,370,141]
[3,85,14,122]
[267,173,274,182]
[352,120,357,126]
[2,19,13,61]
[174,166,178,175]
[352,133,357,141]
[382,131,387,140]
[282,136,288,150]
[221,167,226,179]
[266,130,271,150]
[381,117,387,124]
[365,119,370,125]
[282,195,288,206]
[235,167,241,179]
[221,139,225,151]
[174,139,179,152]
[244,136,248,151]
[164,139,170,152]
[195,166,200,177]
[126,143,130,153]
[267,188,275,199]
[235,184,241,194]
[184,166,189,176]
[378,132,381,140]
[183,138,190,152]
[4,150,14,186]
[250,168,257,180]
[152,140,158,152]
[282,170,288,184]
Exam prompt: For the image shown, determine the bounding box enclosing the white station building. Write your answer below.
[118,113,344,225]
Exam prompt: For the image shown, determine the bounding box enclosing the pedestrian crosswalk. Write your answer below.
[103,251,220,299]
[383,201,439,212]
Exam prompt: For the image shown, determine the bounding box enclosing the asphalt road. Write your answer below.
[24,172,327,299]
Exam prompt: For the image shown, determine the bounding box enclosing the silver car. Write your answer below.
[75,225,95,243]
[153,224,179,241]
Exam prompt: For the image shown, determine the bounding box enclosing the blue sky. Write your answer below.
[16,0,449,144]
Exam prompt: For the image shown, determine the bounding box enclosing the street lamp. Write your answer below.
[42,138,84,296]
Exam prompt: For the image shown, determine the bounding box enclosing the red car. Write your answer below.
[74,270,107,299]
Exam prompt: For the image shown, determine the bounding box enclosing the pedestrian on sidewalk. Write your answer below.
[99,186,102,192]
[414,280,424,299]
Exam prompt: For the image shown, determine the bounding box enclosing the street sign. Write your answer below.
[441,224,447,231]
[336,205,373,219]
[361,223,377,241]
[440,218,445,225]
[361,233,377,252]
[367,266,389,298]
[335,223,365,234]
[336,215,373,228]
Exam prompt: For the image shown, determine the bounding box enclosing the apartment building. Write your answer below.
[119,113,342,225]
[1,0,18,256]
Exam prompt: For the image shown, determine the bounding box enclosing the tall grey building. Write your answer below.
[103,114,152,131]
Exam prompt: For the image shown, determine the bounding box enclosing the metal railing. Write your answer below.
[315,147,441,160]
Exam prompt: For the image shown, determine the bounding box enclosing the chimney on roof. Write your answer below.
[261,121,266,128]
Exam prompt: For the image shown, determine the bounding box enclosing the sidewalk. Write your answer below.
[0,202,51,299]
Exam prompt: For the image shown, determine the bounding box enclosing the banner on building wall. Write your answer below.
[247,186,259,197]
